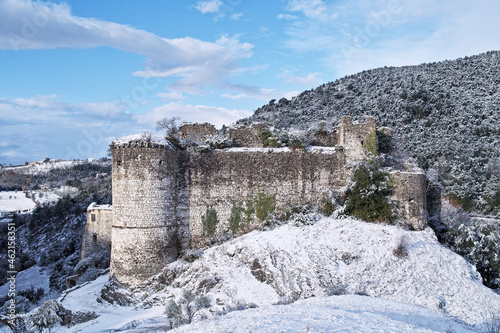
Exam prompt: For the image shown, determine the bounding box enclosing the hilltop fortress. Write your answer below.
[82,116,432,286]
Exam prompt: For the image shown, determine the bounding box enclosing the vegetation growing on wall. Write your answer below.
[229,202,245,233]
[258,127,305,150]
[156,116,182,148]
[254,192,276,222]
[363,130,378,156]
[259,128,282,148]
[345,162,394,223]
[202,206,219,237]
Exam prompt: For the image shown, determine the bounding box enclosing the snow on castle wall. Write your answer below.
[88,117,430,286]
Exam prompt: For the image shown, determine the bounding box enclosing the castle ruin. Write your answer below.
[84,116,431,286]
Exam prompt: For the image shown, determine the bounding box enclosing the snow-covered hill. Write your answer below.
[238,51,500,215]
[49,216,500,332]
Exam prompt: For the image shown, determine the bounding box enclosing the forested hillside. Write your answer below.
[239,51,500,215]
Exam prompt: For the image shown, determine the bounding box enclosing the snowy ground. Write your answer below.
[14,217,500,332]
[0,187,77,217]
[172,296,478,333]
[52,276,480,333]
[0,191,35,214]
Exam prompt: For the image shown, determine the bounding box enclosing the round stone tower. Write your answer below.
[109,134,182,286]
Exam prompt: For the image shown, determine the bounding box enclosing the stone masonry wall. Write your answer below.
[227,124,265,147]
[390,171,428,230]
[81,204,113,259]
[188,147,347,246]
[179,122,217,142]
[339,116,377,164]
[110,141,190,285]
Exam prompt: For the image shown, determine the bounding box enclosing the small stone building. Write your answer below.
[81,203,113,259]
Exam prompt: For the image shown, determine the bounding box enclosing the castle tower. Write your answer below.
[390,171,428,230]
[109,135,185,286]
[339,116,377,164]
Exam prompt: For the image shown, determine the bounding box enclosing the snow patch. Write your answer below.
[112,134,171,147]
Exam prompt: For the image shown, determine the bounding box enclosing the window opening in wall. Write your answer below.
[91,213,96,222]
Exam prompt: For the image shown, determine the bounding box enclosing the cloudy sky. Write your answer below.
[1,0,499,165]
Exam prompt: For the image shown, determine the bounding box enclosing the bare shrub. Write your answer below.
[393,236,409,258]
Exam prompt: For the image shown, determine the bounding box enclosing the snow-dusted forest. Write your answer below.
[239,51,500,215]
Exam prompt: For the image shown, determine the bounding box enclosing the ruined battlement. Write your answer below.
[84,117,431,286]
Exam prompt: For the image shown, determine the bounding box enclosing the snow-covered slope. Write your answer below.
[172,296,478,333]
[3,160,87,175]
[49,217,500,332]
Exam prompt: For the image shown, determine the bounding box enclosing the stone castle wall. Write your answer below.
[87,117,431,286]
[188,147,347,246]
[227,124,266,147]
[179,122,217,142]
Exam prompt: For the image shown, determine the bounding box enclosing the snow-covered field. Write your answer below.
[0,191,35,214]
[173,296,478,333]
[0,187,77,217]
[39,216,500,332]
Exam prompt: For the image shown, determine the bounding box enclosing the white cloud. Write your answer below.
[155,91,186,101]
[282,0,500,77]
[286,0,335,22]
[0,0,258,97]
[133,102,251,128]
[132,34,255,96]
[221,83,276,100]
[230,12,243,20]
[0,95,137,164]
[277,13,298,21]
[279,69,323,86]
[258,26,276,38]
[194,0,223,14]
[0,95,127,123]
[283,91,300,100]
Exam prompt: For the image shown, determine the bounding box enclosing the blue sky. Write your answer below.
[1,0,500,165]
